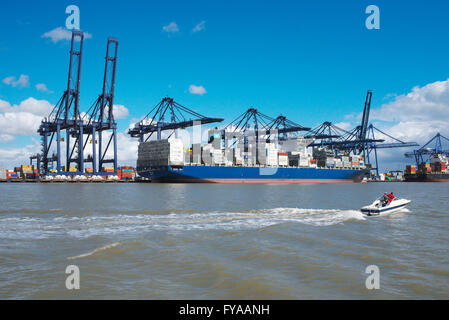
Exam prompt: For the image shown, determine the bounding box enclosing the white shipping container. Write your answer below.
[266,157,278,166]
[278,155,288,166]
[168,139,184,164]
[299,159,309,167]
[0,166,6,180]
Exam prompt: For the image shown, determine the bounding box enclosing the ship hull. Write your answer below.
[138,165,368,183]
[404,173,449,182]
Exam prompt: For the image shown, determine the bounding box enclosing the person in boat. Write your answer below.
[381,193,389,206]
[380,192,395,206]
[387,192,395,203]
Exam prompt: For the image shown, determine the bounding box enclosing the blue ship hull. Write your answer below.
[138,165,368,183]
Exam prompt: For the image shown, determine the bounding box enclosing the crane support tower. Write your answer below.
[82,38,119,174]
[37,31,85,176]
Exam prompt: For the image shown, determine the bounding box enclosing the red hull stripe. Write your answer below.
[153,178,357,183]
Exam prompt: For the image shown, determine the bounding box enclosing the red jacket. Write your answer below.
[387,193,395,203]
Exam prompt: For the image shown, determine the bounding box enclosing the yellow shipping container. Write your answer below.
[21,164,33,171]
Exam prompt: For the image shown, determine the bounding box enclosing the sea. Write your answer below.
[0,182,448,299]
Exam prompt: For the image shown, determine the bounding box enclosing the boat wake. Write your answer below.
[0,208,366,239]
[251,207,366,226]
[67,242,122,260]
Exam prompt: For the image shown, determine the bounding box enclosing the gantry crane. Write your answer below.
[405,133,449,166]
[37,30,85,175]
[306,91,417,175]
[128,97,224,142]
[82,38,119,174]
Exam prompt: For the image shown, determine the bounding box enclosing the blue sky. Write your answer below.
[1,0,449,169]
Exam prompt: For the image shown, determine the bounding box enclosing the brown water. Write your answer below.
[0,182,448,299]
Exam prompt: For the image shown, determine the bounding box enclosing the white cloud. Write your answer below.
[337,79,449,146]
[0,134,14,143]
[117,132,139,164]
[188,84,207,96]
[0,139,41,169]
[192,21,206,33]
[0,112,45,136]
[2,74,30,88]
[333,79,449,171]
[41,27,92,43]
[0,98,54,139]
[90,130,138,166]
[0,97,54,116]
[162,22,179,34]
[368,79,449,145]
[128,118,143,129]
[2,76,15,85]
[112,104,129,119]
[371,79,449,123]
[0,99,11,112]
[333,122,352,131]
[35,83,52,93]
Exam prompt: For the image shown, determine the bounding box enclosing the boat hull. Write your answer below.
[137,165,369,183]
[361,200,410,216]
[404,173,449,182]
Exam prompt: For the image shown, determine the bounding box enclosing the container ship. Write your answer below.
[136,130,369,183]
[404,154,449,182]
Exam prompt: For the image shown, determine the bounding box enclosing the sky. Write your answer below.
[1,0,449,171]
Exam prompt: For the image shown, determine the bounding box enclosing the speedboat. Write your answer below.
[361,197,411,216]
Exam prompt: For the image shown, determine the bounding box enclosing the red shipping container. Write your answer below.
[121,172,133,178]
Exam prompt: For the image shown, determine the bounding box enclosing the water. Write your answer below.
[0,182,448,299]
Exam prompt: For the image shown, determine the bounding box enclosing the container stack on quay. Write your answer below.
[0,163,137,183]
[0,164,38,182]
[371,171,404,182]
[118,167,136,180]
[0,166,6,181]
